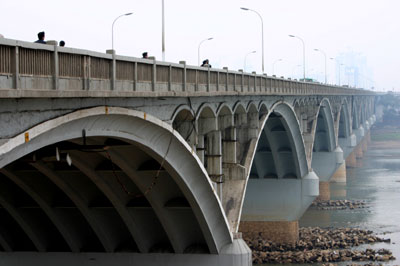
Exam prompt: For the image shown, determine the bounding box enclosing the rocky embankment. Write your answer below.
[246,227,394,264]
[311,200,368,210]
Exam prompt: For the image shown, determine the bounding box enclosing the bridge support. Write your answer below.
[240,171,319,244]
[316,181,330,201]
[239,221,299,244]
[330,162,346,183]
[312,147,343,201]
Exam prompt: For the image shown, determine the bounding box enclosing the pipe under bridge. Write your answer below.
[0,38,376,266]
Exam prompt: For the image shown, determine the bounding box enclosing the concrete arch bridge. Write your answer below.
[0,38,376,265]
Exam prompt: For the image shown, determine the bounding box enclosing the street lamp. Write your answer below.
[240,7,264,73]
[289,34,306,80]
[198,37,213,66]
[112,12,133,51]
[244,50,256,72]
[314,48,327,84]
[339,63,344,86]
[162,0,165,61]
[272,58,282,75]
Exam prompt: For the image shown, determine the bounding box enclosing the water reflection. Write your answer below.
[299,145,400,265]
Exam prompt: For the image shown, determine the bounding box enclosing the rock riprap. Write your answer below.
[245,227,394,264]
[311,200,368,210]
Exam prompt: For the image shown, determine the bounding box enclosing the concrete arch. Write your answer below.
[172,106,196,145]
[216,103,233,117]
[196,103,217,120]
[170,104,195,122]
[249,101,308,180]
[232,102,246,115]
[0,107,232,254]
[352,100,360,130]
[217,105,234,130]
[312,98,336,153]
[246,101,258,113]
[311,99,342,183]
[338,98,351,139]
[240,102,318,226]
[268,102,309,178]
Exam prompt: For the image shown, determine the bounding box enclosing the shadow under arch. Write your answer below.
[240,102,318,225]
[0,107,232,255]
[311,98,342,183]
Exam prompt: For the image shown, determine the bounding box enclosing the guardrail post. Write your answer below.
[134,61,137,91]
[239,69,244,92]
[13,46,19,89]
[106,50,116,90]
[179,61,186,92]
[252,71,257,92]
[53,45,59,90]
[216,71,219,91]
[223,67,228,92]
[168,64,172,91]
[207,68,210,92]
[83,56,91,90]
[152,59,156,91]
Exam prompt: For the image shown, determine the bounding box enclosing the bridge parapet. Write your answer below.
[0,38,373,97]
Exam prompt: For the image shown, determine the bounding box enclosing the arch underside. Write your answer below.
[250,113,299,179]
[241,104,317,222]
[0,110,232,255]
[311,100,339,182]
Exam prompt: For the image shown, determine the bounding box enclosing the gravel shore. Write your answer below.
[246,227,394,264]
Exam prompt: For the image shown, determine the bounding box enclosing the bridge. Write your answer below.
[0,38,375,266]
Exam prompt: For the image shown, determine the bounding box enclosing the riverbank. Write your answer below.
[246,227,394,264]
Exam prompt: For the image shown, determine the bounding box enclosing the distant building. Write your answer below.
[335,49,374,90]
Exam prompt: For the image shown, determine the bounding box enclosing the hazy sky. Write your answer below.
[1,0,399,91]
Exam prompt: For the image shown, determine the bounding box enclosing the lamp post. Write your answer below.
[272,58,282,76]
[198,37,213,66]
[289,34,305,80]
[339,63,344,86]
[112,12,133,51]
[162,0,165,61]
[244,50,256,71]
[240,7,264,73]
[314,48,327,84]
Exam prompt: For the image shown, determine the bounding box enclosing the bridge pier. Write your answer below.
[312,147,343,201]
[240,171,319,244]
[317,181,331,201]
[330,162,347,183]
[239,221,299,244]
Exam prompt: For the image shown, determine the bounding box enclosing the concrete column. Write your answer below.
[346,150,357,168]
[222,127,236,164]
[330,162,346,183]
[196,135,205,164]
[106,50,116,90]
[316,181,330,201]
[13,46,19,89]
[240,221,299,244]
[53,45,59,90]
[355,143,363,159]
[206,130,222,178]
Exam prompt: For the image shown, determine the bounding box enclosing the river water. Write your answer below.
[298,141,400,265]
